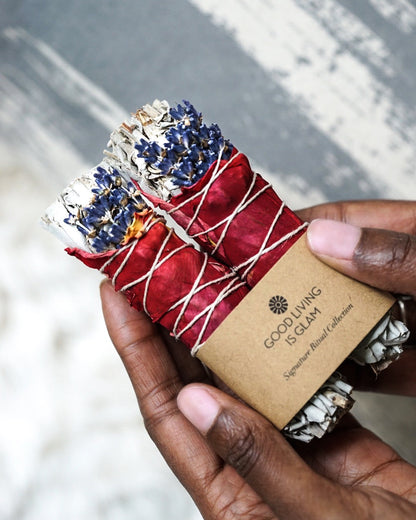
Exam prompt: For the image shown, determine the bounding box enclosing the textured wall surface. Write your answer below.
[1,1,415,519]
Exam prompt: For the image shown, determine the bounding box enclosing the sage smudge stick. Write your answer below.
[103,99,409,372]
[42,162,354,441]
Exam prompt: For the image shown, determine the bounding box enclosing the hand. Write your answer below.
[101,202,416,520]
[101,205,416,520]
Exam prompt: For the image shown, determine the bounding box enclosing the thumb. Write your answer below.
[177,384,359,520]
[306,219,416,297]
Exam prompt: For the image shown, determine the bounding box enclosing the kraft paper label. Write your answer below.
[197,234,394,429]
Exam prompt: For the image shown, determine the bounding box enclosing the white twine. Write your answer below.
[211,176,270,255]
[141,229,174,315]
[100,214,162,286]
[189,277,246,357]
[98,154,307,353]
[172,252,209,338]
[167,269,237,313]
[111,241,138,286]
[167,149,240,227]
[241,223,308,280]
[167,148,307,280]
[99,223,245,352]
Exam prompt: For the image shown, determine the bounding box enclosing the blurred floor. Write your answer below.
[0,146,201,520]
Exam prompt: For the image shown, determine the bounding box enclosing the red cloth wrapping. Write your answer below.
[67,221,249,350]
[144,149,306,287]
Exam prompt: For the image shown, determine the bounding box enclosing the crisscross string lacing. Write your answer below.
[167,148,307,280]
[99,153,306,354]
[99,221,246,353]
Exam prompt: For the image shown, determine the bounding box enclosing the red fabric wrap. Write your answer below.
[66,222,248,350]
[145,149,305,287]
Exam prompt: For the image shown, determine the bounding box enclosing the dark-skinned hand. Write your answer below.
[100,199,416,519]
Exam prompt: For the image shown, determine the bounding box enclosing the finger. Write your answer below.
[159,325,211,385]
[158,326,238,399]
[101,281,278,518]
[100,279,209,402]
[296,200,416,234]
[100,281,222,501]
[178,384,364,520]
[306,219,416,297]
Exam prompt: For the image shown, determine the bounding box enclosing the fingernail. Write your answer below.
[307,219,361,260]
[177,386,220,434]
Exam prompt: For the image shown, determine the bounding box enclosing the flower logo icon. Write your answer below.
[269,295,288,314]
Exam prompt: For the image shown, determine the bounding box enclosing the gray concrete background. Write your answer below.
[1,1,415,519]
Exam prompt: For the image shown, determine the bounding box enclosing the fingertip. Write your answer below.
[177,384,220,434]
[307,219,361,260]
[100,277,114,299]
[100,278,122,316]
[100,278,138,333]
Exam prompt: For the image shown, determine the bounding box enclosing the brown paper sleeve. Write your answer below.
[196,235,394,429]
